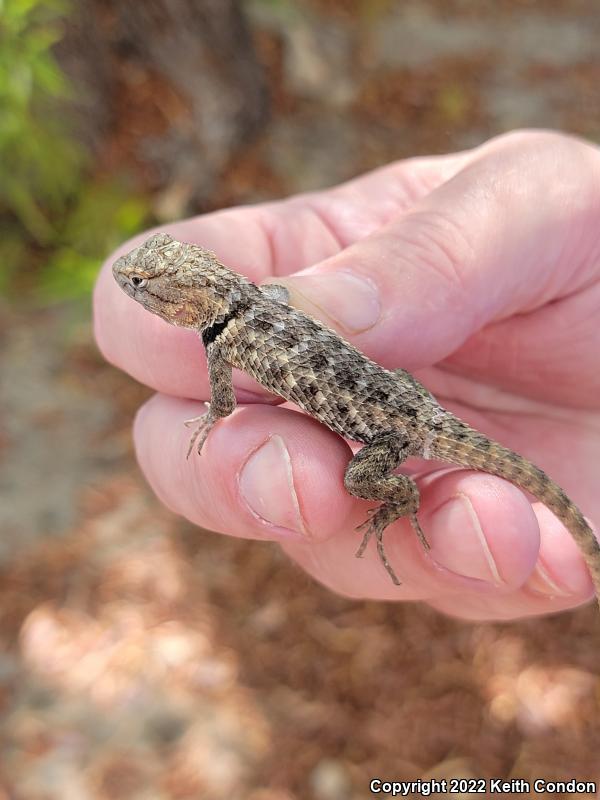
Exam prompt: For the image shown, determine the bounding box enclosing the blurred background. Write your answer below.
[1,1,600,797]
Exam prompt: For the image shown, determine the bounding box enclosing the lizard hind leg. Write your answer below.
[344,432,428,585]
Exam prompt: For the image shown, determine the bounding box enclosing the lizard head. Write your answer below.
[112,232,235,329]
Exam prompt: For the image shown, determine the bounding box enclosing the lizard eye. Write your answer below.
[130,275,147,289]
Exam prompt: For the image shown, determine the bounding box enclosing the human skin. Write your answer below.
[94,130,600,621]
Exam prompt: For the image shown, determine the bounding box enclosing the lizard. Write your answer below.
[112,231,600,600]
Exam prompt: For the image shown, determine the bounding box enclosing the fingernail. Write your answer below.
[526,562,576,598]
[239,435,309,539]
[283,272,381,334]
[427,494,503,584]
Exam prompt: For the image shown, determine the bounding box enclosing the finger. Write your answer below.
[422,504,595,619]
[133,394,571,605]
[94,152,469,398]
[281,468,542,602]
[446,282,600,407]
[428,586,591,622]
[276,130,600,374]
[284,486,594,618]
[134,394,356,543]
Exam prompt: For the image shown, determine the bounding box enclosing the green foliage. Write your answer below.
[0,0,149,303]
[245,0,302,23]
[40,182,148,301]
[0,0,81,240]
[436,85,470,125]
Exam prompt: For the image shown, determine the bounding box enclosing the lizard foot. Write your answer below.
[410,513,430,552]
[355,506,430,585]
[184,404,213,458]
[355,510,377,558]
[355,507,401,585]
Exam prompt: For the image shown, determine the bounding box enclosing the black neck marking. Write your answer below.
[201,299,251,347]
[202,318,229,347]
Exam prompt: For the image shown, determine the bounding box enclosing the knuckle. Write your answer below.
[485,128,600,163]
[398,208,475,295]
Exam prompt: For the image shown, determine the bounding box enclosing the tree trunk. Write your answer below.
[57,0,269,204]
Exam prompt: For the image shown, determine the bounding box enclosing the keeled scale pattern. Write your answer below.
[218,294,426,445]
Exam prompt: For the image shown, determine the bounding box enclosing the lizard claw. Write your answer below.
[184,404,212,458]
[355,507,377,530]
[355,524,375,558]
[410,513,430,551]
[355,505,421,585]
[355,508,379,556]
[354,515,401,584]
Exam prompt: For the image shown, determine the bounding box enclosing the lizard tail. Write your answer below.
[429,422,600,604]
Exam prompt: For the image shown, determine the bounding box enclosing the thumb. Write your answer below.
[271,131,600,371]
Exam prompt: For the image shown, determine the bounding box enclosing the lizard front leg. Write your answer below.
[185,342,235,457]
[344,431,428,585]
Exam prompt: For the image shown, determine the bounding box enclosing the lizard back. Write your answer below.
[215,292,428,445]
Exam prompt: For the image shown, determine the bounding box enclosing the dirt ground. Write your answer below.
[2,2,600,798]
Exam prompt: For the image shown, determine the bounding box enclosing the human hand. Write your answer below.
[94,130,600,621]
